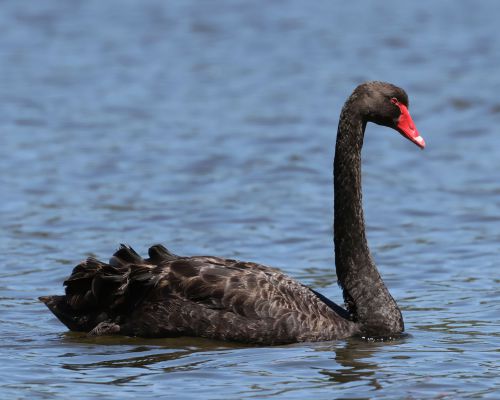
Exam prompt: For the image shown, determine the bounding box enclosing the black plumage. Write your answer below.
[40,82,424,344]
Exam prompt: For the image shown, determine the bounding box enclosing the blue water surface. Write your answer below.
[1,1,499,398]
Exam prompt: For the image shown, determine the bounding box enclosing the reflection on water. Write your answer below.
[1,0,500,398]
[321,340,385,388]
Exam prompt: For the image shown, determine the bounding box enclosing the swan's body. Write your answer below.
[40,81,425,344]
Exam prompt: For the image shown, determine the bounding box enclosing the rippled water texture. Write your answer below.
[1,0,499,398]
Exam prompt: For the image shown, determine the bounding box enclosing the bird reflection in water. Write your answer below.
[316,335,410,389]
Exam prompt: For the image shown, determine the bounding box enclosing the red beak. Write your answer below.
[394,102,425,149]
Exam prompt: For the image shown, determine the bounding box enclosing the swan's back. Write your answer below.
[40,245,358,344]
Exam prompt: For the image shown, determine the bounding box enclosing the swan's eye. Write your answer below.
[390,97,399,105]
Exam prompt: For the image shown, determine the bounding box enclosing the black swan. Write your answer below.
[40,81,425,344]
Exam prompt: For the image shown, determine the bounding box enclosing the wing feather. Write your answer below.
[42,245,359,343]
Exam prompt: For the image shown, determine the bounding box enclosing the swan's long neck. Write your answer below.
[333,99,404,336]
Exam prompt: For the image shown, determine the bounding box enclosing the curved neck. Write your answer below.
[333,99,403,336]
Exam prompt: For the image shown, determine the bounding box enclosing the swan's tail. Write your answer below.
[39,244,179,334]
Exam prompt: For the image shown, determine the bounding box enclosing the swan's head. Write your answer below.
[356,81,425,149]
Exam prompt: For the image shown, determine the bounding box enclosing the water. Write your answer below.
[1,0,499,398]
